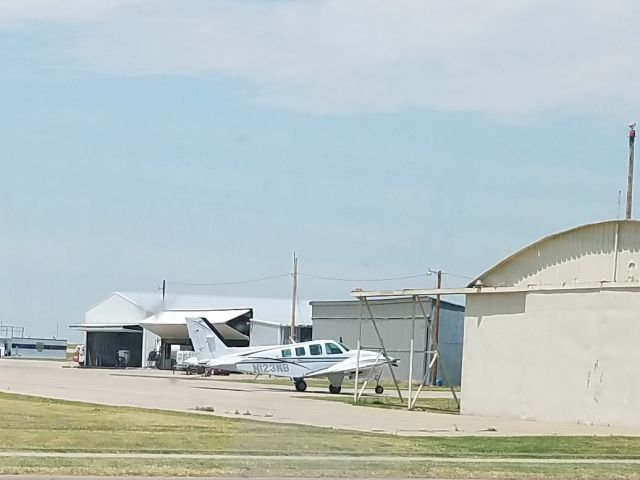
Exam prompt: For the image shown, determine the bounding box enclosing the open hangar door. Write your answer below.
[85,326,143,368]
[139,309,252,369]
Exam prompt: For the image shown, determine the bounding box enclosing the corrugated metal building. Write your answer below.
[462,219,640,427]
[249,319,313,347]
[310,297,464,384]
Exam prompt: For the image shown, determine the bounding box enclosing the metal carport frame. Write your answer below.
[351,290,461,411]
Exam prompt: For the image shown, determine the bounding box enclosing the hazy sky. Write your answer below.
[2,1,639,340]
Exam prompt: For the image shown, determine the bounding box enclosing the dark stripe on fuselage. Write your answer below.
[242,356,349,364]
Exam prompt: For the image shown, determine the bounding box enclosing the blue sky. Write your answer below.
[1,1,638,340]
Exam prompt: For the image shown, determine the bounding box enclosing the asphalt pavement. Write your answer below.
[2,359,640,437]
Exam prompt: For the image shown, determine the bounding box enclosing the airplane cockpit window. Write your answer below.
[309,344,322,356]
[281,348,292,357]
[324,342,343,355]
[295,346,306,356]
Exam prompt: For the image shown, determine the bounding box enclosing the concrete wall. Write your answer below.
[461,287,640,427]
[311,298,464,384]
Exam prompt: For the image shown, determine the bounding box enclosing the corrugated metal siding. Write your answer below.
[481,221,640,287]
[311,298,465,385]
[437,306,465,386]
[249,322,282,346]
[85,331,142,367]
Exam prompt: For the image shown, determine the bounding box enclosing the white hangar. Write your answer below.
[72,292,306,369]
[461,219,640,427]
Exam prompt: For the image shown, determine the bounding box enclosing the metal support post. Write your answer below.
[407,295,417,409]
[356,349,384,401]
[408,338,414,409]
[354,340,361,402]
[416,298,460,409]
[354,300,363,402]
[363,298,403,402]
[430,271,442,384]
[411,352,439,410]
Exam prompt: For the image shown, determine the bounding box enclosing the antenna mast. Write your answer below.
[626,123,636,219]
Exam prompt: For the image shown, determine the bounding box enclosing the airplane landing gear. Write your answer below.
[294,379,307,392]
[374,385,384,394]
[329,384,342,394]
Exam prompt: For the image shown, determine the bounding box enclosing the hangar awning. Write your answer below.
[138,309,251,340]
[69,323,143,333]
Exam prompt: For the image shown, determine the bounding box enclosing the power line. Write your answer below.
[168,273,291,287]
[298,272,429,282]
[167,269,474,287]
[442,271,475,280]
[427,268,474,280]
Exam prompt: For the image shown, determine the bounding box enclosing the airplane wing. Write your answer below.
[304,355,396,378]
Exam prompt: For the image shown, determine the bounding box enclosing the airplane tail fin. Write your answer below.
[186,317,229,358]
[186,317,214,361]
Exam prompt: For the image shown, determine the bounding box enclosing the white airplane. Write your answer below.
[185,317,398,394]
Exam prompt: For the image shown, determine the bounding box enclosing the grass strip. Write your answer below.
[3,392,640,460]
[308,394,460,414]
[2,457,640,479]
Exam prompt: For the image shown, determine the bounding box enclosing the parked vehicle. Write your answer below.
[73,344,85,366]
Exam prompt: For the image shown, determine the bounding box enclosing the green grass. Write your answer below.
[223,374,456,391]
[2,392,640,460]
[2,457,640,479]
[309,394,460,414]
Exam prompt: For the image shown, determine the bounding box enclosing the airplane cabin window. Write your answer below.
[309,344,322,356]
[295,346,306,356]
[282,349,292,357]
[325,342,343,355]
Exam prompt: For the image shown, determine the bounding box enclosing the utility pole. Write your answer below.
[430,270,442,385]
[161,279,166,303]
[626,123,636,219]
[290,253,298,343]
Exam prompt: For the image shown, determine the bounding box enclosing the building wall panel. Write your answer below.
[8,339,67,360]
[311,298,464,384]
[462,288,640,426]
[86,294,149,325]
[249,322,282,346]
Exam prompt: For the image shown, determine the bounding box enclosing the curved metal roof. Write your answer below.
[468,219,640,288]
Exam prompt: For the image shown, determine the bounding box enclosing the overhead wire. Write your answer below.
[441,271,475,280]
[167,273,291,287]
[167,270,473,287]
[298,272,429,282]
[426,268,474,280]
